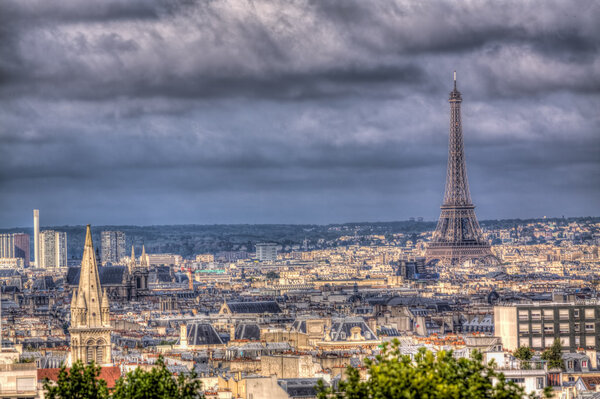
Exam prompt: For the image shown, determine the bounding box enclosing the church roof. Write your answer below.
[67,266,126,286]
[234,323,261,341]
[0,269,19,277]
[186,323,224,346]
[32,276,56,291]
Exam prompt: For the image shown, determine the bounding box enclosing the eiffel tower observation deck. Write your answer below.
[425,72,494,266]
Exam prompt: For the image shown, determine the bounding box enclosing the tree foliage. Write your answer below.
[317,340,550,399]
[44,361,109,399]
[541,338,564,370]
[513,346,534,361]
[513,346,534,370]
[265,271,280,280]
[112,356,204,399]
[44,357,204,399]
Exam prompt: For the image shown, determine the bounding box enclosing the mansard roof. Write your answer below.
[329,317,377,342]
[226,301,281,314]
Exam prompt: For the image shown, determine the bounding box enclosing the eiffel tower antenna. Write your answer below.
[425,72,494,266]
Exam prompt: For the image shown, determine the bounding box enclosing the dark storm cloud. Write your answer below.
[0,0,599,226]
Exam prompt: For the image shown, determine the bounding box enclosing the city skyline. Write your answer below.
[1,0,599,227]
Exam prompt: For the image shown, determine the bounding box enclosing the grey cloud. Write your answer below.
[0,0,599,226]
[1,0,599,101]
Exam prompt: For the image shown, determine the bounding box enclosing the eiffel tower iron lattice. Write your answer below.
[425,72,494,265]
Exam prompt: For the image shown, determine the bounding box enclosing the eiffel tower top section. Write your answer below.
[442,71,472,207]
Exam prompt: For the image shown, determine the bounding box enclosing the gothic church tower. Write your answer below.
[70,225,112,365]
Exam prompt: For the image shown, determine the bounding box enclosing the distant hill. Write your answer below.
[1,217,597,261]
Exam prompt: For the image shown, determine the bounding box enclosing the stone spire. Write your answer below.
[101,288,110,325]
[128,245,136,274]
[140,245,149,268]
[72,225,105,327]
[69,225,113,365]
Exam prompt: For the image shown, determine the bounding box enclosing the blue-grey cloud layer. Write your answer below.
[1,0,599,226]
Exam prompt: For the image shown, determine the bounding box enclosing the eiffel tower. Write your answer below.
[425,72,494,265]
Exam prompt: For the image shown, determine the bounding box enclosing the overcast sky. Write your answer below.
[1,0,599,227]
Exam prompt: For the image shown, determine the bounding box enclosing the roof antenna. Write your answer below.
[453,70,457,90]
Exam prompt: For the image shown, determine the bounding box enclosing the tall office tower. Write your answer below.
[0,233,30,266]
[100,231,126,265]
[39,230,68,268]
[70,225,112,365]
[33,209,40,267]
[12,233,30,267]
[0,234,14,258]
[256,243,278,261]
[424,73,494,266]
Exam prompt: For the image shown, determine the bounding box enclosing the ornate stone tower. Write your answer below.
[70,225,112,365]
[425,72,494,265]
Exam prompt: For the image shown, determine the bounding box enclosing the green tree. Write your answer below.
[513,346,534,370]
[265,271,280,280]
[112,356,204,399]
[44,361,109,399]
[541,338,564,370]
[317,340,550,399]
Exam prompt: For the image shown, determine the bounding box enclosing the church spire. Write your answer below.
[128,245,136,273]
[76,225,103,327]
[70,225,113,366]
[140,245,149,268]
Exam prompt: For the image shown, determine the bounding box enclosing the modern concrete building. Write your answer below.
[0,233,30,267]
[0,235,13,259]
[33,209,39,267]
[100,231,126,265]
[39,230,67,269]
[494,303,600,352]
[256,243,278,262]
[13,233,30,267]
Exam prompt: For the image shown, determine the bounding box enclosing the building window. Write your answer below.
[536,377,545,389]
[543,309,554,320]
[87,346,95,363]
[544,324,554,334]
[574,323,581,333]
[519,324,530,333]
[585,309,595,319]
[585,323,595,332]
[559,309,569,320]
[96,345,104,364]
[574,309,580,318]
[560,336,570,347]
[531,324,541,334]
[575,336,581,346]
[582,360,588,368]
[532,337,542,348]
[518,310,529,320]
[559,323,569,334]
[531,310,541,320]
[586,336,595,347]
